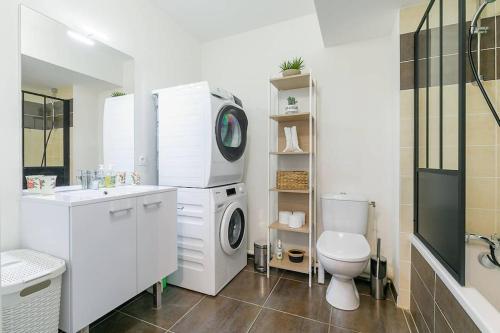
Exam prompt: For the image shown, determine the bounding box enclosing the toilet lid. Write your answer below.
[317,231,370,262]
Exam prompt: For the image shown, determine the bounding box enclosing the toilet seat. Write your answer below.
[317,231,370,262]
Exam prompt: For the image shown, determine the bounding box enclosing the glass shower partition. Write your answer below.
[22,91,71,187]
[414,0,466,285]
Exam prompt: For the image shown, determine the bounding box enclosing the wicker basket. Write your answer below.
[277,171,308,190]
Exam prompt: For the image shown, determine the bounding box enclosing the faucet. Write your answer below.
[466,233,500,268]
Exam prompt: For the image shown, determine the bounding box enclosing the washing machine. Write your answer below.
[168,183,247,295]
[154,82,248,188]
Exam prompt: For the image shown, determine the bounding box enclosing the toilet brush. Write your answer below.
[291,126,303,152]
[283,127,294,152]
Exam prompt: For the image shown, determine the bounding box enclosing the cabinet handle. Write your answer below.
[143,201,162,207]
[109,207,133,214]
[177,206,185,211]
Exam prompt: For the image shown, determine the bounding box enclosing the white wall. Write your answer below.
[202,14,400,280]
[0,0,201,250]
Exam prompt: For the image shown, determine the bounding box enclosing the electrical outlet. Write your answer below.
[138,155,147,166]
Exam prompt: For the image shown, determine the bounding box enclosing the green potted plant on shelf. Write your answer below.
[285,96,299,114]
[279,57,305,77]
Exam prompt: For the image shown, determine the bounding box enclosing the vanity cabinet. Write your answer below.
[20,186,177,333]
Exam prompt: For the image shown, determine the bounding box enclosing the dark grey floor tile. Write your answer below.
[121,286,203,329]
[330,294,409,333]
[171,295,260,333]
[220,269,279,305]
[354,278,371,296]
[410,294,431,333]
[264,278,331,323]
[90,312,165,333]
[249,308,330,333]
[403,309,418,333]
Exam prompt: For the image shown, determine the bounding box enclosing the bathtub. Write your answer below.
[411,235,500,333]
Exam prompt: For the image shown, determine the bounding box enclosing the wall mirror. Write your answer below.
[21,5,135,188]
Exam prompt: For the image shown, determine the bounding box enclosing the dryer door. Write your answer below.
[215,105,248,162]
[220,202,246,255]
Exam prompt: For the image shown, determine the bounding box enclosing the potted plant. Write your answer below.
[279,57,305,77]
[285,96,299,113]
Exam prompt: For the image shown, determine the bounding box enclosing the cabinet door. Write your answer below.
[137,191,177,292]
[70,198,137,331]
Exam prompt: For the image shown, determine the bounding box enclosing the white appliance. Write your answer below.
[317,193,371,311]
[168,183,247,295]
[103,94,134,172]
[154,82,248,188]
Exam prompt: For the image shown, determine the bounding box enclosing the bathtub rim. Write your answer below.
[411,234,500,333]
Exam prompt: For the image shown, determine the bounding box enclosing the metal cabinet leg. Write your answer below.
[153,281,162,309]
[77,326,90,333]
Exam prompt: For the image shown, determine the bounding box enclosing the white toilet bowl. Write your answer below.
[317,230,370,310]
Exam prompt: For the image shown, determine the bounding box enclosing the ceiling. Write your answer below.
[154,0,316,41]
[22,55,119,91]
[314,0,422,46]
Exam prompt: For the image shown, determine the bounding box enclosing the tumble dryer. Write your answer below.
[154,82,248,188]
[168,183,247,295]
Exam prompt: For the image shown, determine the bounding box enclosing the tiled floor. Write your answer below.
[89,259,415,333]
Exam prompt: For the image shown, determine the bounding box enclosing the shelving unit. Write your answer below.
[267,72,317,287]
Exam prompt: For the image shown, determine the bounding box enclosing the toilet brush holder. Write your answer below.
[370,255,387,300]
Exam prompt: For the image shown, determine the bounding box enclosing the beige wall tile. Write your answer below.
[466,146,496,177]
[443,146,459,170]
[400,90,414,120]
[400,232,412,261]
[400,204,414,233]
[466,209,496,235]
[400,2,428,34]
[467,178,496,209]
[401,118,414,148]
[400,147,413,177]
[397,288,411,309]
[401,176,414,205]
[443,84,459,117]
[467,113,497,146]
[443,0,459,26]
[467,82,497,114]
[400,259,411,290]
[443,115,458,147]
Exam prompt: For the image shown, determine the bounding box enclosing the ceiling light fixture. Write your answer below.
[67,30,95,46]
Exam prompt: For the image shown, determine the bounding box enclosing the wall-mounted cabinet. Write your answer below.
[267,73,317,286]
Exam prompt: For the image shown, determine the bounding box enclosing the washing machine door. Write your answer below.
[220,202,246,255]
[215,105,248,162]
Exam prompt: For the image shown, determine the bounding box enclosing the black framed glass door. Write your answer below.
[22,91,71,188]
[414,0,466,285]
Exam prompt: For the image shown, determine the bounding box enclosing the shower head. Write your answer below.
[471,0,496,31]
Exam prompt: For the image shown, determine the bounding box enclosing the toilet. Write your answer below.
[317,193,371,311]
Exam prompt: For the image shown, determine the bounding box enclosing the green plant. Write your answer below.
[111,91,127,97]
[279,57,305,72]
[287,96,297,105]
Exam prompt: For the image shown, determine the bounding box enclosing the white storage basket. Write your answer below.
[1,249,66,333]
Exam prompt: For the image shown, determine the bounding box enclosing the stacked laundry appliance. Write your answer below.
[154,82,248,295]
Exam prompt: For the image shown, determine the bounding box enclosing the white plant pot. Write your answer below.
[285,105,299,114]
[282,69,301,77]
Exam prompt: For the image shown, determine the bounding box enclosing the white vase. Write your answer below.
[285,104,299,114]
[282,69,301,77]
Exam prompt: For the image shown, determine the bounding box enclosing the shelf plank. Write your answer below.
[269,221,309,234]
[270,73,311,91]
[269,255,310,274]
[269,151,310,155]
[270,112,310,122]
[270,188,309,194]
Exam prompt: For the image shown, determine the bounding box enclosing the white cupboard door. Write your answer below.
[137,191,177,292]
[71,198,137,331]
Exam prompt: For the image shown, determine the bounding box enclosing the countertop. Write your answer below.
[22,185,177,207]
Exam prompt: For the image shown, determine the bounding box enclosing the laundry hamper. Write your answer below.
[1,249,66,333]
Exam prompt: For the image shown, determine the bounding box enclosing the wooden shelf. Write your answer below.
[269,221,309,234]
[270,112,310,122]
[270,255,310,273]
[269,151,310,155]
[270,188,309,194]
[270,73,311,91]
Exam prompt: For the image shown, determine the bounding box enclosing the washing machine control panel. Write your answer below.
[213,183,246,202]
